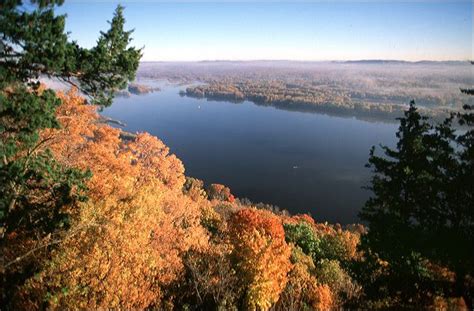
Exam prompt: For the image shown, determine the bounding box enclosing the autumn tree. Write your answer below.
[228,208,292,310]
[183,177,208,202]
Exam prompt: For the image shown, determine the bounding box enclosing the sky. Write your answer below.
[57,1,473,62]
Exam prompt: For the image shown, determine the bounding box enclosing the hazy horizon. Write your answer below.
[57,1,472,62]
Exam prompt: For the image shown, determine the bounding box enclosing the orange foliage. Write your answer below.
[19,184,208,309]
[182,241,239,308]
[183,177,208,202]
[42,88,186,201]
[313,284,334,310]
[335,230,361,261]
[16,88,209,309]
[288,214,317,226]
[228,208,292,310]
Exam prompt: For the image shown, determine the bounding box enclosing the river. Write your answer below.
[102,81,398,224]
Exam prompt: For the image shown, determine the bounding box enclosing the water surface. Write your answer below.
[103,82,397,224]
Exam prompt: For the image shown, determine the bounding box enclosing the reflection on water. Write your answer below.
[102,82,397,224]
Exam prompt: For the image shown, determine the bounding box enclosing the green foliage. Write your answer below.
[284,221,363,306]
[74,5,142,106]
[0,83,91,228]
[284,222,321,260]
[1,2,141,105]
[284,222,352,264]
[360,102,435,261]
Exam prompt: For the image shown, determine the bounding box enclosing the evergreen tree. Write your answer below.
[0,0,141,304]
[360,93,473,305]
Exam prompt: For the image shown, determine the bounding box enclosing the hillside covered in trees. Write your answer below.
[1,1,473,310]
[4,87,472,310]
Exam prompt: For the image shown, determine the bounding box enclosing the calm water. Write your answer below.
[103,82,398,224]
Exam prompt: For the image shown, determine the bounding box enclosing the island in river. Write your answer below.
[115,83,161,97]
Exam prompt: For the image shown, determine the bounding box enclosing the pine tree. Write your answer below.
[0,0,141,304]
[360,89,473,305]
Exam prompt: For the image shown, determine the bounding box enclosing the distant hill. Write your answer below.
[339,60,467,65]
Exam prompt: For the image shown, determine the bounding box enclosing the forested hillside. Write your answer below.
[3,86,472,310]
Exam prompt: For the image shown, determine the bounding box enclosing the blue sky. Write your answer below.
[57,1,472,61]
